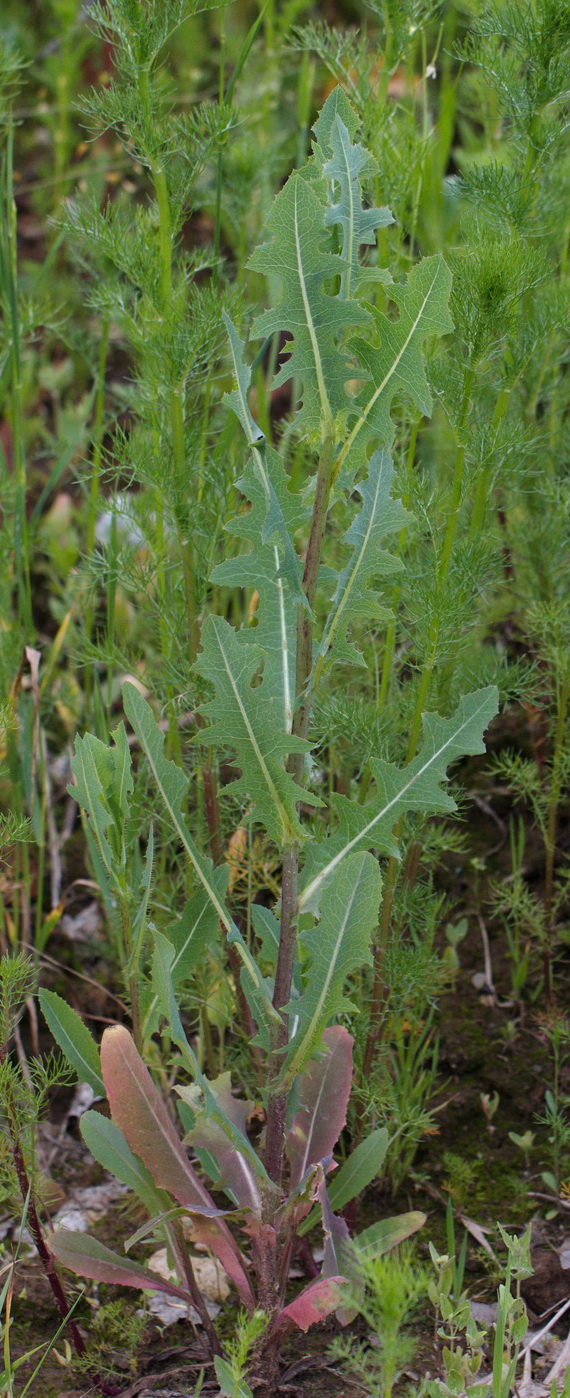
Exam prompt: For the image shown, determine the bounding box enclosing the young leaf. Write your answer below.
[195,615,322,847]
[285,850,382,1079]
[323,116,393,299]
[213,433,307,735]
[222,315,308,612]
[48,1231,191,1300]
[314,449,409,676]
[286,1026,353,1189]
[80,1112,166,1219]
[247,173,368,435]
[122,682,276,1022]
[299,686,499,913]
[272,1276,348,1333]
[306,86,360,182]
[39,990,104,1097]
[337,253,454,478]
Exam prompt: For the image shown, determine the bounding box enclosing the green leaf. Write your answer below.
[314,449,409,675]
[323,115,393,299]
[305,87,360,182]
[328,1128,389,1211]
[248,173,368,434]
[80,1112,166,1218]
[298,1126,389,1237]
[221,316,308,612]
[122,682,277,1024]
[68,723,132,890]
[299,686,499,914]
[337,253,454,478]
[284,851,382,1079]
[214,1357,254,1398]
[213,432,308,735]
[353,1210,427,1262]
[195,615,322,847]
[39,990,104,1097]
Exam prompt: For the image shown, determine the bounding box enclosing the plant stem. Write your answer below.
[265,435,335,1185]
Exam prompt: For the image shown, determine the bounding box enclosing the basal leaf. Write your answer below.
[285,851,382,1079]
[100,1025,254,1305]
[248,174,367,434]
[314,449,409,675]
[48,1231,191,1300]
[286,1026,353,1189]
[39,990,104,1097]
[299,686,499,913]
[80,1111,166,1218]
[195,615,322,847]
[337,254,454,478]
[101,1025,220,1214]
[152,932,276,1205]
[272,1276,347,1333]
[318,1177,358,1325]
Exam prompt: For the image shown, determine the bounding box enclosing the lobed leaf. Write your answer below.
[323,115,393,300]
[337,254,454,478]
[299,686,499,914]
[221,315,307,613]
[248,174,367,434]
[314,449,409,675]
[195,615,322,847]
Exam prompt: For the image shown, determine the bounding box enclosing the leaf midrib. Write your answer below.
[299,692,490,909]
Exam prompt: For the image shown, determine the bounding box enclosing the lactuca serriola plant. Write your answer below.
[41,88,498,1379]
